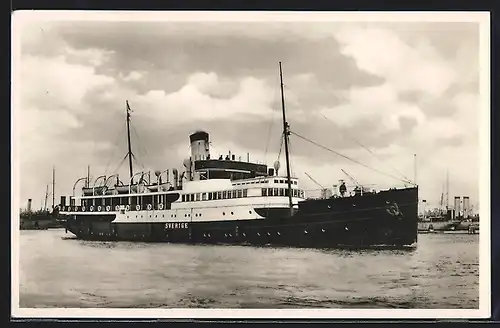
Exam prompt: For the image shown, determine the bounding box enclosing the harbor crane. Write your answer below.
[304,172,331,199]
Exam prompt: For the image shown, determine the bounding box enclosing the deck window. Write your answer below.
[227,191,232,199]
[237,190,243,198]
[111,197,119,207]
[274,188,279,196]
[243,189,248,197]
[217,192,222,200]
[279,188,285,196]
[195,193,200,201]
[274,179,279,183]
[223,191,227,199]
[190,194,195,202]
[262,188,267,196]
[268,188,273,196]
[182,195,186,202]
[202,193,207,201]
[120,197,128,205]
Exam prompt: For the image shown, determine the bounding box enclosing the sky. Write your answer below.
[14,12,485,212]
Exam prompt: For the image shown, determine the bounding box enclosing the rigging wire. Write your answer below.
[321,114,411,182]
[130,123,151,170]
[290,131,412,184]
[112,153,129,179]
[103,124,126,176]
[277,133,284,163]
[282,80,412,185]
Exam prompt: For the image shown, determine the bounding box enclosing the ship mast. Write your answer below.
[52,166,55,210]
[445,168,449,210]
[279,62,293,217]
[126,100,134,180]
[44,184,49,211]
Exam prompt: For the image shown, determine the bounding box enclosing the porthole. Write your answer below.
[249,210,252,214]
[223,212,225,216]
[231,212,234,215]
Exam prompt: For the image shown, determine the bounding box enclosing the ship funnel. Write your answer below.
[454,196,461,219]
[273,160,281,175]
[463,196,470,219]
[189,131,210,161]
[172,168,179,189]
[27,199,32,212]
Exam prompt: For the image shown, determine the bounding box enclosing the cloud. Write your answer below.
[14,16,482,211]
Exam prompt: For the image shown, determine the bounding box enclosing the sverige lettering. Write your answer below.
[165,222,189,229]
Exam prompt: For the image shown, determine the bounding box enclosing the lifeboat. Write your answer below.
[116,185,129,194]
[82,187,93,196]
[147,182,172,192]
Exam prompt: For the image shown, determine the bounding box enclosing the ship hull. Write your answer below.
[63,187,418,248]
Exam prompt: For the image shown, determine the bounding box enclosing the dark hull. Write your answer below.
[63,187,418,248]
[20,213,64,230]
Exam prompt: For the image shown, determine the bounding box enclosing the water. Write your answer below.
[18,229,479,309]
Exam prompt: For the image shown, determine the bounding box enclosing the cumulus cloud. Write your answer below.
[14,14,483,212]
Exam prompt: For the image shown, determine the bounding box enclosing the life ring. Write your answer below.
[136,205,141,211]
[106,205,111,212]
[147,204,152,211]
[115,205,120,211]
[97,206,102,212]
[90,206,94,212]
[82,206,86,212]
[158,203,164,210]
[125,205,130,211]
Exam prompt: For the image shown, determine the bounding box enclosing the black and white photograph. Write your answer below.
[12,11,490,319]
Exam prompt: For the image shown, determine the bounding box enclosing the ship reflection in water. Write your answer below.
[19,229,478,309]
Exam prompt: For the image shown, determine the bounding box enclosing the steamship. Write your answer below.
[57,63,418,248]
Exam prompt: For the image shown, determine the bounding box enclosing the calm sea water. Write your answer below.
[18,229,479,309]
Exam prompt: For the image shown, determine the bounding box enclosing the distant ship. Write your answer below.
[20,168,64,230]
[417,173,478,233]
[57,63,419,248]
